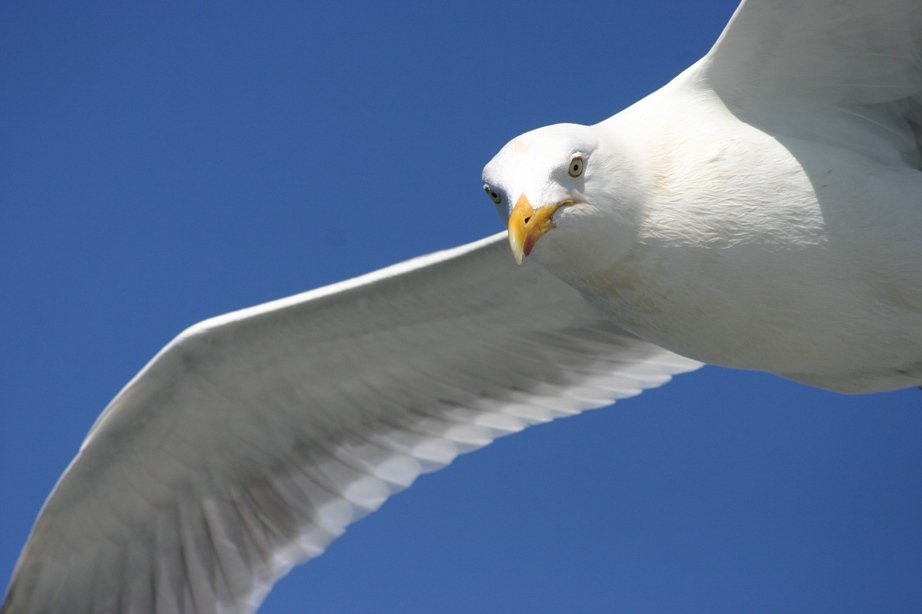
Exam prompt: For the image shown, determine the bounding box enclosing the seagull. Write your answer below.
[4,0,922,612]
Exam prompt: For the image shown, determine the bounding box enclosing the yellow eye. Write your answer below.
[484,184,503,205]
[568,156,584,178]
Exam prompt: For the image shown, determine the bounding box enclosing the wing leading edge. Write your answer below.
[3,233,700,613]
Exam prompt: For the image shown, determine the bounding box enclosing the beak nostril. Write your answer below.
[523,216,531,224]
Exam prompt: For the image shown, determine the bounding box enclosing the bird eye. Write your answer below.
[568,156,584,178]
[484,184,503,205]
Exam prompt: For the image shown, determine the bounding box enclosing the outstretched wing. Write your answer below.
[3,232,700,614]
[699,0,922,168]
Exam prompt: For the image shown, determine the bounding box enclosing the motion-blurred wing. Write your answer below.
[3,232,700,614]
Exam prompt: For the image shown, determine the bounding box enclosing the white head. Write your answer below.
[482,123,647,280]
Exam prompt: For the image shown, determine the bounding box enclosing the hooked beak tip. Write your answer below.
[507,194,569,264]
[507,195,534,265]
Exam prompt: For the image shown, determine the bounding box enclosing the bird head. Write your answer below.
[482,122,647,279]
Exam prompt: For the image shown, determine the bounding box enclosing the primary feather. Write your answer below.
[2,236,698,613]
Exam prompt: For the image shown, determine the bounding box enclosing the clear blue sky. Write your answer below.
[2,1,920,612]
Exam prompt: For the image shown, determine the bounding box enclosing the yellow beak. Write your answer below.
[507,195,567,264]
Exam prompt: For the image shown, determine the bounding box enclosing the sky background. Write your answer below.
[2,1,921,612]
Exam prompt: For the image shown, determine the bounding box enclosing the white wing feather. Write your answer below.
[2,233,700,614]
[700,0,922,167]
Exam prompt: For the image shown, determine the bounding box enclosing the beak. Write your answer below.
[507,195,569,264]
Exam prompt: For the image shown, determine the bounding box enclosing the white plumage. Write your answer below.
[4,1,922,612]
[483,0,922,393]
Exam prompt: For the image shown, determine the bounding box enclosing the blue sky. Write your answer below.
[2,1,921,612]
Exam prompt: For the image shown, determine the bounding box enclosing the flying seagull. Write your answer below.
[4,0,922,612]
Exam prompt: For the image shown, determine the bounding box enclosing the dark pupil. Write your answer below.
[573,163,579,171]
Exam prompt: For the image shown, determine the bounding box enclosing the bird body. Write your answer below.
[594,82,922,392]
[486,17,922,394]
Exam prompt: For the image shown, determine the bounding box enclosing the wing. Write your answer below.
[698,0,922,168]
[2,232,700,614]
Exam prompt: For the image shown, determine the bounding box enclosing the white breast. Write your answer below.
[567,89,922,393]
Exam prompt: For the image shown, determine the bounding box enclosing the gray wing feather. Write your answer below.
[3,233,699,614]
